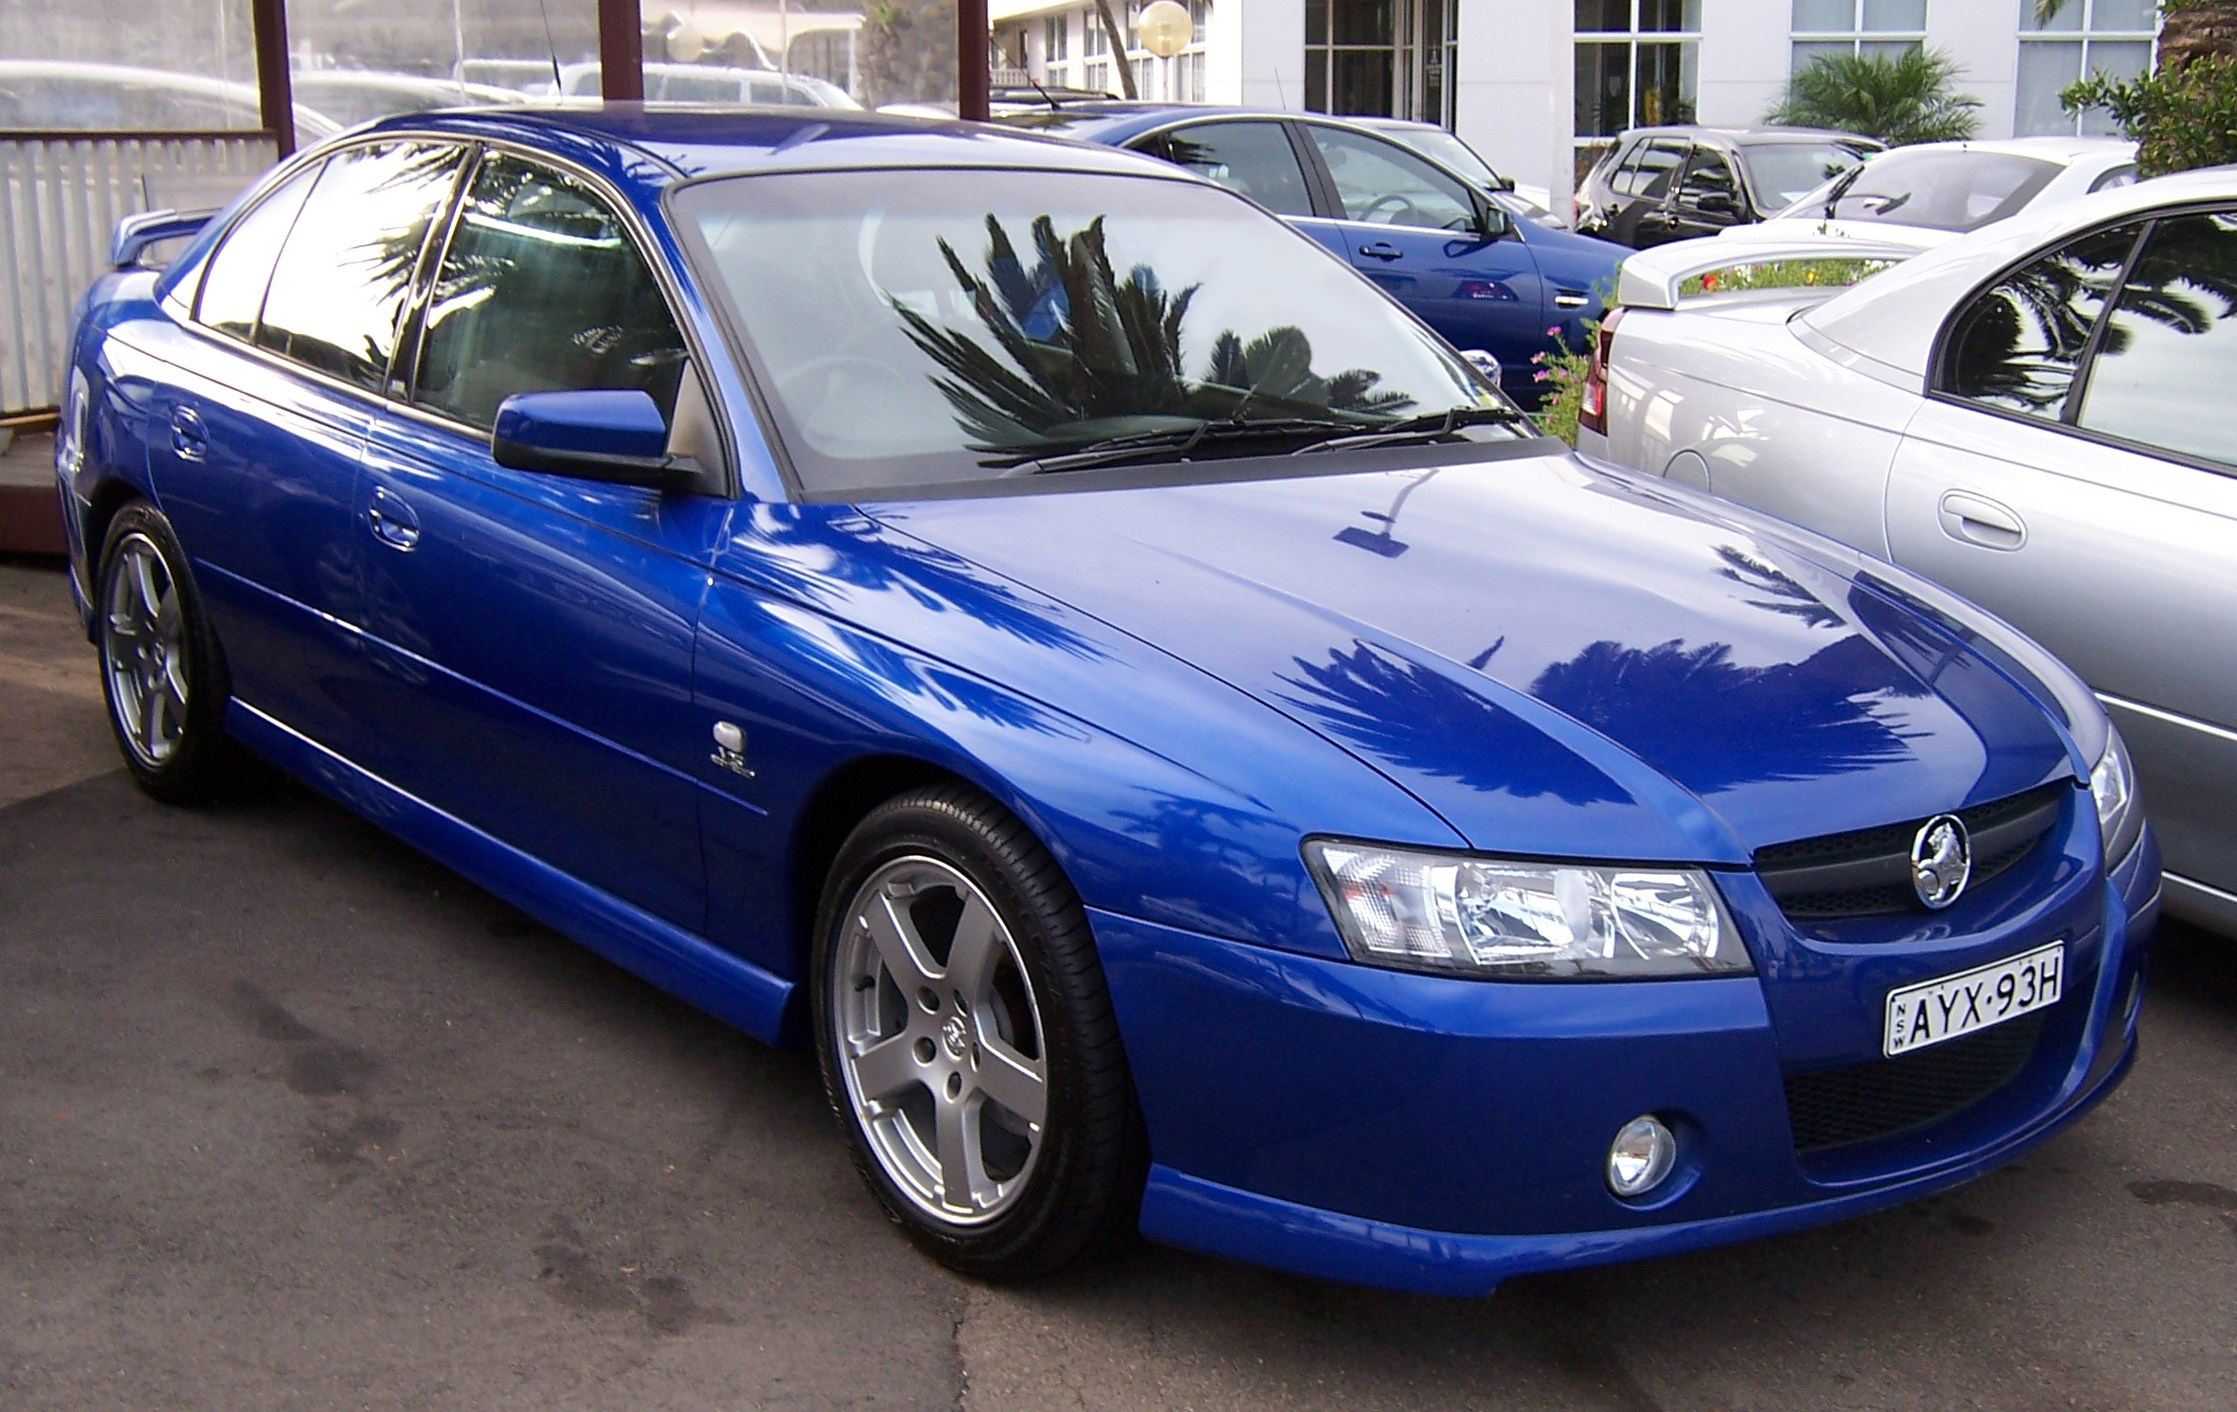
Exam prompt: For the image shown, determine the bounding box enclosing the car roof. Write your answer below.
[1845,134,2136,165]
[347,102,1177,196]
[1624,124,1881,147]
[1802,164,2237,374]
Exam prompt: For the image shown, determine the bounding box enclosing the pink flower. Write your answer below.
[1533,370,1550,382]
[1546,326,1562,337]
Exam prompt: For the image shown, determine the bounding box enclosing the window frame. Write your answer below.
[1926,199,2237,481]
[181,132,734,495]
[1789,0,1927,71]
[2015,0,2160,138]
[1573,0,1702,163]
[1292,118,1487,235]
[1127,117,1323,221]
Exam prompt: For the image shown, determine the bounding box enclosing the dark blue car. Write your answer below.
[999,103,1628,406]
[58,107,2157,1296]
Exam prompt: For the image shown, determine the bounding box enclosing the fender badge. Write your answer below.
[711,721,754,779]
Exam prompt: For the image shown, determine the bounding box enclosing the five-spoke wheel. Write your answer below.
[95,504,230,802]
[814,784,1143,1278]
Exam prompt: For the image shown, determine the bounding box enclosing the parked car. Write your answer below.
[1351,116,1567,227]
[1000,103,1626,406]
[878,85,1119,120]
[289,70,529,127]
[59,107,2155,1297]
[554,60,857,109]
[1718,136,2138,251]
[1578,168,2237,933]
[0,59,340,141]
[1576,125,1882,248]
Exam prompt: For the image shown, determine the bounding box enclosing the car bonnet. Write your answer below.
[868,452,2077,865]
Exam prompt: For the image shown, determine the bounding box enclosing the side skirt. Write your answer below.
[226,698,798,1046]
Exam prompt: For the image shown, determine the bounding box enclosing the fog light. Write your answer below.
[1607,1115,1676,1198]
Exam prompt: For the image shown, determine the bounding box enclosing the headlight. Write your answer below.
[1302,839,1750,979]
[2090,723,2142,864]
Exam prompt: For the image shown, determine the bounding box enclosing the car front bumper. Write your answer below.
[1094,822,2159,1296]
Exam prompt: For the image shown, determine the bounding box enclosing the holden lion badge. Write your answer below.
[1910,814,1971,910]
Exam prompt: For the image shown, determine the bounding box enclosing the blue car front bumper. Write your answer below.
[1095,823,2159,1296]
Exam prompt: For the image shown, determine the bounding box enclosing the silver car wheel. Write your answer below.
[832,854,1049,1227]
[101,532,188,768]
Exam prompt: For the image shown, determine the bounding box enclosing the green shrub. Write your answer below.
[1765,48,1982,145]
[2064,53,2237,178]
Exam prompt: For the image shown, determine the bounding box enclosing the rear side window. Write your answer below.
[1614,139,1686,198]
[1938,222,2142,420]
[2075,210,2237,466]
[1303,125,1478,232]
[415,152,688,432]
[1135,122,1314,218]
[256,141,468,393]
[195,164,318,341]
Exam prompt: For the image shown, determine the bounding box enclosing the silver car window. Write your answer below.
[2076,210,2237,468]
[1938,222,2141,421]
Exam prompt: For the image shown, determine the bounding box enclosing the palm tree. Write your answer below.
[1766,47,1982,144]
[894,212,1414,455]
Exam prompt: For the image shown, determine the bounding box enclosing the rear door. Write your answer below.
[1886,208,2237,901]
[1290,122,1547,403]
[1611,137,1689,247]
[1664,144,1748,242]
[356,148,727,931]
[146,141,466,761]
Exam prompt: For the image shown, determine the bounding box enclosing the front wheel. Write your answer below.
[95,502,232,803]
[812,784,1144,1279]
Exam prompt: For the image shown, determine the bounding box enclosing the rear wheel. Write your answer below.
[812,784,1143,1279]
[95,503,231,803]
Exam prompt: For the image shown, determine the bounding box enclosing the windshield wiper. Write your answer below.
[993,416,1373,475]
[1294,404,1530,454]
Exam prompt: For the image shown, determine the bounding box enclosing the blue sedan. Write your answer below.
[58,107,2156,1296]
[999,103,1629,407]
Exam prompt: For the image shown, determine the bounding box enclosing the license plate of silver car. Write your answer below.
[1884,942,2065,1057]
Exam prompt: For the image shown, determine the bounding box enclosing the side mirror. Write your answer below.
[491,389,695,490]
[1688,190,1742,219]
[1461,349,1503,386]
[1473,194,1513,242]
[1491,173,1517,193]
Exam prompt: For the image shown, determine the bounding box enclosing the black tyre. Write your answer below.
[812,783,1145,1279]
[94,502,232,803]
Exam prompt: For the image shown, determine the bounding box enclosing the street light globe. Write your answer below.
[1137,0,1192,59]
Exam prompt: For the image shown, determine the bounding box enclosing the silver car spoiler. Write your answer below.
[111,208,219,270]
[1614,236,1923,311]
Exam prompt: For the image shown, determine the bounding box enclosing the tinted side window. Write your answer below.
[1939,223,2141,420]
[1138,122,1313,218]
[1617,139,1686,199]
[195,163,318,341]
[1303,126,1476,232]
[2076,211,2237,466]
[257,142,467,393]
[1677,149,1738,206]
[416,153,688,433]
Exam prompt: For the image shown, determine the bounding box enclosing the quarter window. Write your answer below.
[195,163,318,342]
[1304,124,1477,232]
[415,153,688,434]
[2075,211,2237,466]
[256,142,467,393]
[1137,122,1314,218]
[1613,137,1687,198]
[1939,223,2140,419]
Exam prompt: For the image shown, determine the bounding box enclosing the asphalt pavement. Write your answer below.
[3,554,2234,1411]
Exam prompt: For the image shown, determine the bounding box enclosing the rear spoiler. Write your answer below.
[1613,236,1921,311]
[111,207,219,270]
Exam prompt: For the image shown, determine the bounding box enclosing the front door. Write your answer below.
[354,149,726,931]
[1293,122,1546,403]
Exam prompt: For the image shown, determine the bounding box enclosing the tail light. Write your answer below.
[1577,308,1623,438]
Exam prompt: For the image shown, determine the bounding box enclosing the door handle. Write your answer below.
[169,405,207,462]
[1358,241,1403,261]
[366,487,421,551]
[1936,490,2026,550]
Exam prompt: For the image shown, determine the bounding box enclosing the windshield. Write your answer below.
[1789,150,2062,233]
[1740,141,1878,212]
[674,168,1509,498]
[1380,127,1501,188]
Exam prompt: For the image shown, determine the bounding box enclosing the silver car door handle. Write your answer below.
[1553,290,1589,309]
[1358,241,1403,260]
[1937,491,2026,550]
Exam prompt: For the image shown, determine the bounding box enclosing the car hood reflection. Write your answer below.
[872,453,2074,862]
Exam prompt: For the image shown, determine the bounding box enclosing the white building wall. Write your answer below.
[1928,1,2022,139]
[1221,0,1305,109]
[1695,0,1790,130]
[1452,0,1565,207]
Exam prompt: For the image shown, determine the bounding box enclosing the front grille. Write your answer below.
[1784,1010,2049,1154]
[1755,784,2067,921]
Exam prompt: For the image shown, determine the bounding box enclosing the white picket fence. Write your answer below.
[1,133,277,416]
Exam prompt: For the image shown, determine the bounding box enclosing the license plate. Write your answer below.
[1883,942,2064,1058]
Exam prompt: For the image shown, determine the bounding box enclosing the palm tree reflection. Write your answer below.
[896,214,1415,453]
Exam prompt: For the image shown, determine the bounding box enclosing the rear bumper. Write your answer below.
[1098,824,2158,1296]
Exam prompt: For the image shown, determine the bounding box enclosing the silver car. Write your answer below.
[1580,169,2237,933]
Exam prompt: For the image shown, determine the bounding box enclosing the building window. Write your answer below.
[2017,0,2157,136]
[1306,0,1457,123]
[1575,0,1701,170]
[1046,13,1070,63]
[1791,0,1927,71]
